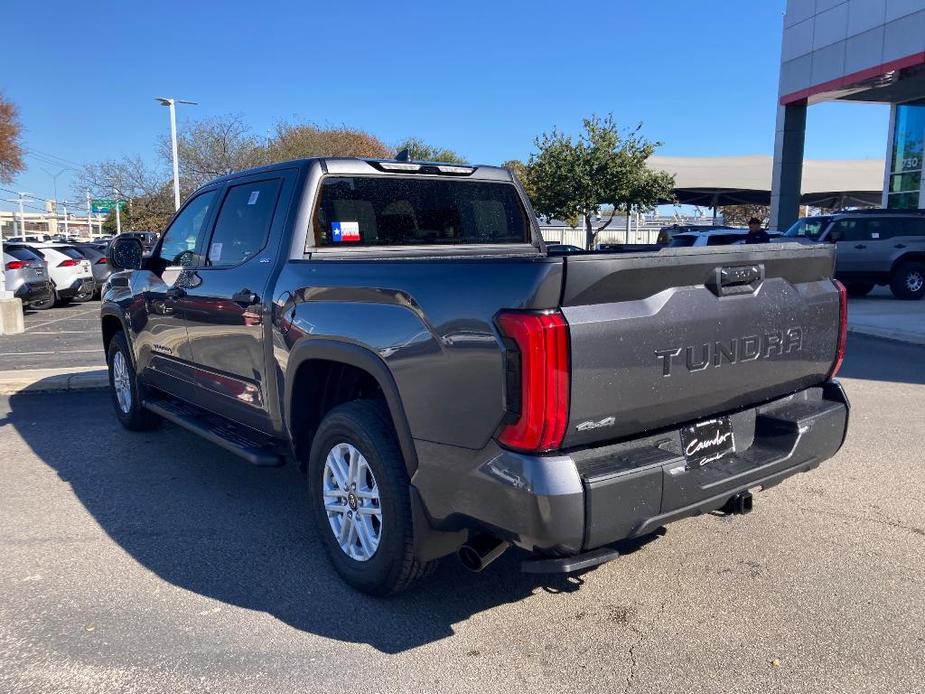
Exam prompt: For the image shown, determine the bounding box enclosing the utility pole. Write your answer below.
[113,186,121,235]
[156,96,197,210]
[17,193,29,240]
[86,190,93,239]
[62,202,69,238]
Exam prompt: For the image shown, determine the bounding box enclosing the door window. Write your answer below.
[159,190,217,265]
[829,219,872,242]
[206,179,282,267]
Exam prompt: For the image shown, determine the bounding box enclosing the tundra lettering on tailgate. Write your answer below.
[655,328,803,377]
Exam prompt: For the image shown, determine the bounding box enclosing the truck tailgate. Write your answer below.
[559,243,839,448]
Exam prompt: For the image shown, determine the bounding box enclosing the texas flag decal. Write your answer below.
[332,221,361,242]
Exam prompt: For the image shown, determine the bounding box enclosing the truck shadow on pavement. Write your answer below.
[840,333,925,385]
[6,388,663,654]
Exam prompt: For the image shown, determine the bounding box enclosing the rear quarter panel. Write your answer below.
[274,256,562,449]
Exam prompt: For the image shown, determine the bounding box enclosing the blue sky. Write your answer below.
[3,0,889,210]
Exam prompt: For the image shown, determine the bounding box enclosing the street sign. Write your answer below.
[91,199,126,213]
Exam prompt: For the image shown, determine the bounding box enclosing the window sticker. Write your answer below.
[209,242,223,262]
[331,221,360,243]
[247,191,260,205]
[871,232,880,239]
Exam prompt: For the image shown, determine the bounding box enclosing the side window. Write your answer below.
[903,217,925,236]
[866,219,894,240]
[206,179,282,268]
[829,219,869,243]
[159,190,217,265]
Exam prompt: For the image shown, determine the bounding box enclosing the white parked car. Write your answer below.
[6,243,94,305]
[668,229,781,247]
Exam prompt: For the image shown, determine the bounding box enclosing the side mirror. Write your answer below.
[107,237,145,270]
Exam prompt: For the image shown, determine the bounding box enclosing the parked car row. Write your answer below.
[2,240,112,310]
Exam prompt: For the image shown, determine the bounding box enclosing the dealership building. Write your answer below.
[771,0,925,229]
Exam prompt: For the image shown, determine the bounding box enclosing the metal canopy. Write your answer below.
[648,155,884,208]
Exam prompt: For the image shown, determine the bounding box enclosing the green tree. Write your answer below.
[719,204,769,226]
[527,115,674,248]
[395,137,466,163]
[0,93,24,184]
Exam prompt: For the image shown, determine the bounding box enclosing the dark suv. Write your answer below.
[783,209,925,299]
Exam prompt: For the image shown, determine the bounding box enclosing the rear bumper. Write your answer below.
[15,281,53,305]
[411,382,849,558]
[57,277,95,298]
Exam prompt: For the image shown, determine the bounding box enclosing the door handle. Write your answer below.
[232,289,259,306]
[895,243,907,249]
[854,244,866,249]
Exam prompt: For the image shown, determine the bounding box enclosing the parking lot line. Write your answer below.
[24,309,99,332]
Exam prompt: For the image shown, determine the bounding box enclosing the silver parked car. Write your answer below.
[6,243,94,306]
[71,243,112,296]
[4,248,54,309]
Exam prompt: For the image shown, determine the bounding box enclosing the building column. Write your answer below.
[769,103,807,231]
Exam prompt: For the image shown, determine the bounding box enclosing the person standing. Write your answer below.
[746,217,771,244]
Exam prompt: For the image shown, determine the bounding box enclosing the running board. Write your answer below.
[143,399,285,467]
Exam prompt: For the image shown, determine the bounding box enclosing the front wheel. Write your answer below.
[306,400,436,595]
[890,262,925,300]
[107,332,161,431]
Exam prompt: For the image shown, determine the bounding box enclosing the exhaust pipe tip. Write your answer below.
[457,535,510,572]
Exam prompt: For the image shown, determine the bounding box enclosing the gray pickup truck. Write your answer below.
[101,157,850,594]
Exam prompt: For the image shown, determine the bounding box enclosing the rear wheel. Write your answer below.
[306,400,435,595]
[29,294,54,310]
[72,285,94,302]
[890,261,925,300]
[107,331,160,431]
[845,282,874,297]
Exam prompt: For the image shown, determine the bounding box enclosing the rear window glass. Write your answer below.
[56,247,86,260]
[668,235,697,247]
[6,247,42,262]
[707,234,745,246]
[312,176,530,247]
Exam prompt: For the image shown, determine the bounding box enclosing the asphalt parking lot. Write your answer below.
[0,334,923,694]
[1,301,104,370]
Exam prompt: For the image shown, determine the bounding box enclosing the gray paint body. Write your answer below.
[101,158,850,559]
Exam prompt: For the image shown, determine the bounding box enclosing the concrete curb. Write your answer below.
[0,367,109,395]
[848,325,925,347]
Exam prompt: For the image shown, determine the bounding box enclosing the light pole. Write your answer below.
[155,96,197,210]
[61,201,70,238]
[113,186,122,235]
[40,167,71,234]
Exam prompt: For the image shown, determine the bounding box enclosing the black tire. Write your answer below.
[890,261,925,300]
[72,287,95,303]
[29,295,54,310]
[306,400,436,595]
[845,282,874,297]
[106,331,161,431]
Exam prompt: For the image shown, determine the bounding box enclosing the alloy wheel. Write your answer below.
[111,351,132,414]
[322,442,382,561]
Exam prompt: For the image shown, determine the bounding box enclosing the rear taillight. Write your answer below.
[496,310,570,452]
[58,259,78,267]
[5,260,26,270]
[96,257,107,264]
[828,279,848,379]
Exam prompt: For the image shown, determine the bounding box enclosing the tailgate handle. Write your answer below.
[710,264,764,296]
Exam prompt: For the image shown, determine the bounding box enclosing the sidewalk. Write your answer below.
[848,287,925,346]
[0,366,108,395]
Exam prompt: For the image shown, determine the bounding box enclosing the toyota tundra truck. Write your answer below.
[100,157,850,595]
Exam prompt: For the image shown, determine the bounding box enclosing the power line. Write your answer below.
[23,147,81,168]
